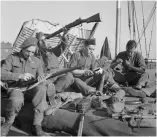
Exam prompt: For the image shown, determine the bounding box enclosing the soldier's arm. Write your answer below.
[110,53,123,69]
[1,55,21,81]
[46,32,69,57]
[130,53,146,73]
[68,53,85,76]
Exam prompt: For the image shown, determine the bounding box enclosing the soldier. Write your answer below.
[1,37,52,136]
[67,39,104,96]
[35,31,74,104]
[110,40,149,89]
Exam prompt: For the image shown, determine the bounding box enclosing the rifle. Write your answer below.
[6,66,81,92]
[45,13,101,39]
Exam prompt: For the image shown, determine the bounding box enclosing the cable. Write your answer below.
[128,1,132,39]
[141,0,148,57]
[137,2,156,45]
[119,7,121,52]
[134,2,142,54]
[132,1,136,40]
[148,13,155,59]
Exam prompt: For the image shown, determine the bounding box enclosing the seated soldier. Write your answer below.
[68,38,117,96]
[110,40,149,90]
[35,31,74,104]
[1,37,52,136]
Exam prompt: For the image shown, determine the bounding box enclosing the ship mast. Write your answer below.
[115,0,121,57]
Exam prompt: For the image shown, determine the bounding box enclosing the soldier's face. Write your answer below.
[126,46,135,57]
[85,45,95,55]
[22,46,36,59]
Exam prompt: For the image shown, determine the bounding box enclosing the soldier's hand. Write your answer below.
[62,27,69,35]
[19,73,34,81]
[37,75,45,82]
[116,58,123,64]
[125,60,133,70]
[61,28,70,40]
[94,67,103,74]
[84,69,94,76]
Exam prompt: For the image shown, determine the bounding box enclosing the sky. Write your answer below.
[1,0,156,59]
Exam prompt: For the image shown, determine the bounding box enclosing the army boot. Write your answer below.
[1,113,16,137]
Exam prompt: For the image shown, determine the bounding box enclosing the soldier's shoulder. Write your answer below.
[134,51,143,58]
[116,51,126,57]
[118,51,126,55]
[134,51,142,55]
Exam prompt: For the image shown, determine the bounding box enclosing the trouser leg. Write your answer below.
[1,89,24,136]
[85,73,102,88]
[71,78,92,96]
[54,72,74,93]
[113,70,126,85]
[125,72,149,86]
[5,89,24,123]
[136,72,149,86]
[25,84,48,126]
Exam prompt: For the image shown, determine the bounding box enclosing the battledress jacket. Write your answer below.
[1,52,44,82]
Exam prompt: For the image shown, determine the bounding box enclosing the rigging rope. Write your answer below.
[128,1,132,39]
[132,1,136,40]
[134,2,142,54]
[141,0,148,58]
[147,12,155,59]
[119,7,121,52]
[137,2,156,45]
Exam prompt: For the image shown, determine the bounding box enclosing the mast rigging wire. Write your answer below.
[134,2,142,54]
[137,2,156,45]
[128,1,132,39]
[147,13,155,59]
[132,1,136,40]
[141,0,148,58]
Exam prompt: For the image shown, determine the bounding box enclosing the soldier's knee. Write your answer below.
[65,72,74,83]
[74,78,82,84]
[9,96,24,112]
[9,90,24,105]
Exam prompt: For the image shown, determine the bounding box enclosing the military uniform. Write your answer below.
[112,51,149,86]
[1,52,48,123]
[37,33,74,97]
[1,37,50,136]
[68,49,102,96]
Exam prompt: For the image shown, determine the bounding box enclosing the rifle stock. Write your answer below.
[45,13,101,39]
